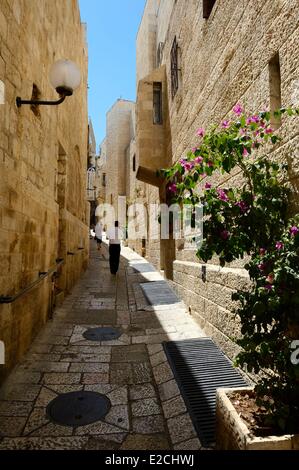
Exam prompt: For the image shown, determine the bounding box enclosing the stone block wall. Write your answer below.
[136,0,299,359]
[105,99,135,217]
[0,0,89,381]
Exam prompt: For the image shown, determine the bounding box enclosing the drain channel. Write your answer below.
[163,337,248,447]
[83,327,121,341]
[46,391,111,427]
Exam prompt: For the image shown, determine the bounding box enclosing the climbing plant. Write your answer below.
[159,104,299,433]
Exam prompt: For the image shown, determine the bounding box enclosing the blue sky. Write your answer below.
[79,0,146,150]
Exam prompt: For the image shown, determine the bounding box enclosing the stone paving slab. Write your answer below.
[0,241,206,450]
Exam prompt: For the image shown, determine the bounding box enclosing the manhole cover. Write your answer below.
[83,327,122,341]
[46,391,111,427]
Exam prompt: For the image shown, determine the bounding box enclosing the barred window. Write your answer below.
[157,42,164,67]
[153,82,162,124]
[171,36,179,99]
[203,0,216,19]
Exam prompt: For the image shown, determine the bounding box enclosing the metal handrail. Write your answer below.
[0,258,64,304]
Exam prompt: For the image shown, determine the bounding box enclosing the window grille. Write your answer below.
[86,167,96,200]
[153,83,162,124]
[157,42,164,67]
[171,36,179,99]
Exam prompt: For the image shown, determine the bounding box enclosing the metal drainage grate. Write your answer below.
[140,281,179,306]
[83,327,121,341]
[163,337,248,447]
[46,391,111,427]
[130,262,156,273]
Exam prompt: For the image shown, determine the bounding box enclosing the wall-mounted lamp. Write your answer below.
[16,59,81,108]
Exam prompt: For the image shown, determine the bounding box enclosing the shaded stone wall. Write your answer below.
[0,0,89,381]
[96,138,107,205]
[105,99,135,219]
[136,0,299,359]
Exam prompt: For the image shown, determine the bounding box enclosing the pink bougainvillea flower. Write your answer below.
[220,230,230,240]
[194,156,203,164]
[180,159,194,171]
[217,188,229,202]
[242,147,249,157]
[204,182,212,189]
[251,115,260,123]
[233,103,243,116]
[266,273,275,284]
[275,241,284,250]
[264,284,273,291]
[196,127,205,137]
[221,120,230,129]
[290,226,299,236]
[207,161,213,167]
[239,128,246,136]
[235,200,248,213]
[259,248,266,255]
[191,147,198,153]
[258,263,266,272]
[265,127,273,134]
[168,183,177,193]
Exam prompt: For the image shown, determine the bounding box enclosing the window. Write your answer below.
[269,53,282,129]
[157,42,164,67]
[171,36,179,99]
[153,82,162,124]
[133,155,136,172]
[203,0,216,19]
[102,173,106,186]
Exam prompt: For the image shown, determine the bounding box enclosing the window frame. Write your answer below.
[153,82,163,125]
[170,36,179,99]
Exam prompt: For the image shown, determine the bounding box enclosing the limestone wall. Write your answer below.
[136,0,299,359]
[105,99,135,217]
[136,0,160,85]
[96,138,107,204]
[0,0,89,381]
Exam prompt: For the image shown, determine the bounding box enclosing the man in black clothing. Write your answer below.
[106,221,122,274]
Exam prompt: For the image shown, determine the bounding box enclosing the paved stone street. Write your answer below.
[0,241,206,450]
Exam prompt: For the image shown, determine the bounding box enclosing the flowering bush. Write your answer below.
[159,105,299,433]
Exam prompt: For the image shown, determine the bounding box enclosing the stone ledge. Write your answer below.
[216,387,298,450]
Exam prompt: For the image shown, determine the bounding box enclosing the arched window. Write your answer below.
[133,155,136,172]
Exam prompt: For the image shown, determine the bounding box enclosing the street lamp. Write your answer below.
[16,59,81,108]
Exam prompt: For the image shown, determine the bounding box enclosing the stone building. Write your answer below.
[105,99,135,212]
[0,0,89,381]
[97,98,148,251]
[96,138,107,205]
[135,0,299,358]
[86,119,98,225]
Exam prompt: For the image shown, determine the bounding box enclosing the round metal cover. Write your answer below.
[46,391,111,427]
[83,327,121,341]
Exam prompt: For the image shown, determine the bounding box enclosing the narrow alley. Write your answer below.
[0,241,205,450]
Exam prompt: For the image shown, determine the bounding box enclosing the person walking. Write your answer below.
[107,221,122,275]
[95,219,103,251]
